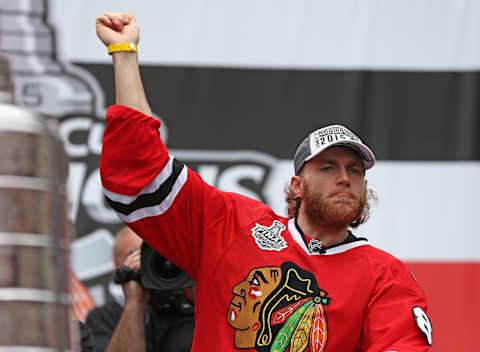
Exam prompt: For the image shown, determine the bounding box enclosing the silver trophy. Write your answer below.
[0,55,75,350]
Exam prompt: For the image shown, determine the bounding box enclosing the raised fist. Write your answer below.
[96,12,139,47]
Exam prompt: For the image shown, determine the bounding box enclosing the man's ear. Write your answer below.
[290,176,304,197]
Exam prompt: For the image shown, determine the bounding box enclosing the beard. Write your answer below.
[303,184,367,227]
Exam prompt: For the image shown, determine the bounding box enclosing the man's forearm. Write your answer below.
[112,52,152,116]
[106,303,147,352]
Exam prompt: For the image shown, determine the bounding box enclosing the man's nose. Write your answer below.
[336,167,351,186]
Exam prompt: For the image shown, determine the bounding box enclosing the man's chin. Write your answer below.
[327,215,356,226]
[303,194,362,226]
[317,205,358,226]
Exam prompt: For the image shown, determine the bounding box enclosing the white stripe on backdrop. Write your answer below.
[51,0,480,70]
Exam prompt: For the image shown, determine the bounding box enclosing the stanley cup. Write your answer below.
[0,0,167,308]
[0,56,75,350]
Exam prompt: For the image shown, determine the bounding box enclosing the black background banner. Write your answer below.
[78,63,480,161]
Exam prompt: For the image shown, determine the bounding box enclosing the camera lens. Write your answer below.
[140,241,195,292]
[152,253,182,281]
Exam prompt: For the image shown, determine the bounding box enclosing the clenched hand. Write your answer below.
[96,12,139,47]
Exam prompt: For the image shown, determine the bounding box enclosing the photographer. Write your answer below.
[87,227,195,352]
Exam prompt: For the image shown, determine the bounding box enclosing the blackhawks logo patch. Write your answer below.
[227,262,331,352]
[251,220,287,251]
[307,239,324,254]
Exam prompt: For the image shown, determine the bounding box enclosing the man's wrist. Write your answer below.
[112,51,139,63]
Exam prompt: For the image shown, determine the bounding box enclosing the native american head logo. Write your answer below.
[227,262,331,352]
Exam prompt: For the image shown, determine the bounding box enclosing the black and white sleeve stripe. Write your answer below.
[103,156,188,223]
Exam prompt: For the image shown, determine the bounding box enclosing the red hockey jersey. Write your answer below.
[100,105,432,352]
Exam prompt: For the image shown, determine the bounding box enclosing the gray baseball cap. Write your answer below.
[293,125,375,175]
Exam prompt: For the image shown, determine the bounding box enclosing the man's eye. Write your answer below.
[349,167,361,175]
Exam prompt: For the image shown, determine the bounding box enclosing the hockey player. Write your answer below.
[96,12,432,351]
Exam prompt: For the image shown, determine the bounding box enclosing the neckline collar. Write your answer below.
[289,217,368,255]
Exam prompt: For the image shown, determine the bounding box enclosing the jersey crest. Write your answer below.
[251,220,287,251]
[227,262,331,352]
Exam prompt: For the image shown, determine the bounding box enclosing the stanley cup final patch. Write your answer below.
[251,220,288,251]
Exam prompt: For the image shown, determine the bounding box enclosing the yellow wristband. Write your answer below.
[108,43,138,55]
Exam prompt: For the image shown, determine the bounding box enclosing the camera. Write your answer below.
[140,242,195,313]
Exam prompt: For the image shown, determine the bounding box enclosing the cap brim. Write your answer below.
[305,140,375,170]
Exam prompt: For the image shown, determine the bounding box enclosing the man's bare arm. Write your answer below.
[106,295,147,352]
[96,12,152,116]
[106,250,150,352]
